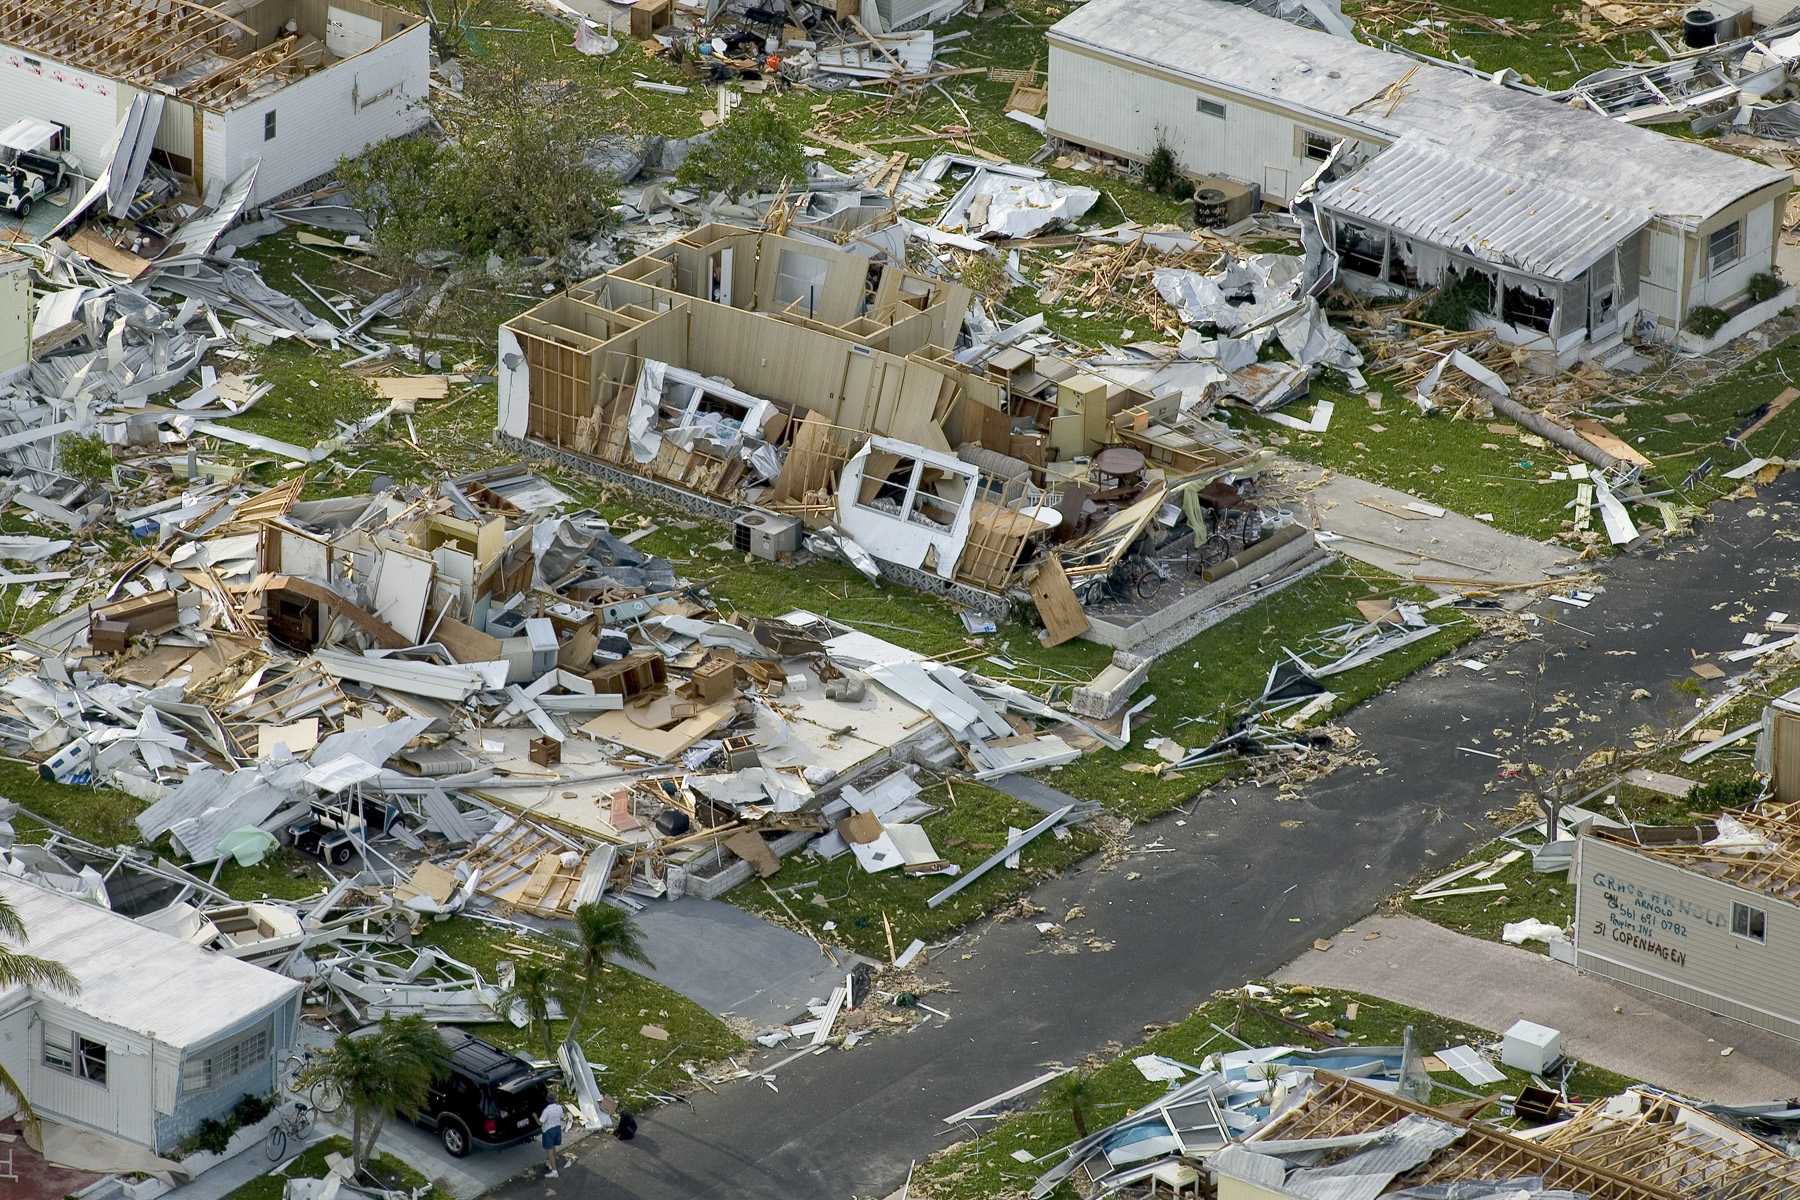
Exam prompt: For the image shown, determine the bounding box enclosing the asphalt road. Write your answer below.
[511,482,1800,1200]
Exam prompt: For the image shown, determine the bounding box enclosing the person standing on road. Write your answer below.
[540,1098,565,1177]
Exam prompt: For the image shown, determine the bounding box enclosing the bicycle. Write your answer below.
[266,1101,315,1161]
[276,1048,345,1115]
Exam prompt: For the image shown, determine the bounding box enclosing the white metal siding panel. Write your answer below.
[0,45,123,174]
[0,257,29,382]
[28,1001,156,1143]
[221,22,429,203]
[1574,837,1800,1038]
[1047,44,1333,201]
[155,97,194,162]
[1639,230,1684,324]
[0,1005,26,1121]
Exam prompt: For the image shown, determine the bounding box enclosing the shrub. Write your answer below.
[1143,143,1178,193]
[58,433,113,483]
[1684,776,1762,810]
[1168,177,1195,201]
[675,107,807,202]
[192,1117,233,1156]
[1420,269,1494,331]
[233,1093,275,1126]
[1686,305,1729,338]
[1749,271,1783,303]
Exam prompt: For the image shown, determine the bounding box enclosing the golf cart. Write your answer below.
[287,793,404,865]
[0,118,76,219]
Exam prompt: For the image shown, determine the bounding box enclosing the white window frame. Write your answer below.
[1197,97,1226,119]
[1707,221,1743,276]
[43,1023,106,1086]
[1731,901,1766,943]
[184,1020,272,1094]
[1302,130,1335,161]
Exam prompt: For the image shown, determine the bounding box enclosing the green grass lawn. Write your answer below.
[407,916,746,1105]
[220,1135,453,1200]
[730,779,1104,959]
[914,982,1641,1200]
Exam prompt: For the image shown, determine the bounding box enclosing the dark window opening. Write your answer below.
[1501,284,1554,333]
[1732,902,1766,942]
[1198,98,1225,118]
[264,111,278,141]
[1303,130,1334,161]
[1334,224,1385,277]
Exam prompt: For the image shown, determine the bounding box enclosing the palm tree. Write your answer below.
[497,960,574,1062]
[1051,1068,1094,1138]
[299,1015,445,1171]
[549,902,654,1029]
[0,892,79,1139]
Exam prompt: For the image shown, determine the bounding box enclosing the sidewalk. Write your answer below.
[1272,912,1800,1101]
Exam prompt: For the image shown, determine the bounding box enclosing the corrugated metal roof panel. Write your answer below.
[1317,137,1651,282]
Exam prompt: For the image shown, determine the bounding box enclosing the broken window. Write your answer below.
[1501,283,1554,333]
[858,455,919,512]
[1197,97,1226,118]
[1334,222,1385,277]
[1732,901,1766,942]
[1386,238,1421,289]
[1708,221,1743,275]
[44,1025,106,1085]
[1302,130,1335,161]
[185,1021,271,1093]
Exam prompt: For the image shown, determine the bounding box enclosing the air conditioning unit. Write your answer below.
[733,509,802,560]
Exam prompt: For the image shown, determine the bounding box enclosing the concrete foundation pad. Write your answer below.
[1275,460,1573,606]
[1274,912,1800,1102]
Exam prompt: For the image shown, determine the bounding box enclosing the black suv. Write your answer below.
[405,1027,558,1156]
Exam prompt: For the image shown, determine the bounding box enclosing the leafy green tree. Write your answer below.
[435,63,618,261]
[336,135,444,262]
[550,902,654,1029]
[299,1015,446,1171]
[0,895,78,1139]
[498,960,576,1062]
[676,106,807,202]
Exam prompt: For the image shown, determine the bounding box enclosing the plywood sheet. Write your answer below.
[373,376,453,400]
[1570,419,1654,468]
[1029,555,1089,647]
[724,830,780,877]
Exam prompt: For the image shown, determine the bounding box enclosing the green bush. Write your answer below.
[676,107,807,202]
[1142,143,1178,193]
[192,1118,233,1156]
[1686,305,1729,338]
[58,433,113,483]
[1749,272,1784,303]
[233,1093,275,1126]
[1684,776,1762,810]
[1421,269,1495,331]
[1169,177,1195,201]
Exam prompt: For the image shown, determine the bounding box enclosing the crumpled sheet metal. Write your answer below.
[937,168,1100,240]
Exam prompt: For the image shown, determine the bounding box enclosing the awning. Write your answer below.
[1317,136,1652,282]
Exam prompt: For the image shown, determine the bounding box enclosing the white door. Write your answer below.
[1263,165,1290,202]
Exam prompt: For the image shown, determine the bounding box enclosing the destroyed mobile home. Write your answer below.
[500,223,1335,648]
[937,1015,1800,1200]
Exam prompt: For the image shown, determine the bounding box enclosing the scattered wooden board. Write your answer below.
[373,376,452,400]
[1690,662,1726,679]
[1357,496,1430,521]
